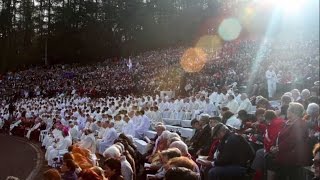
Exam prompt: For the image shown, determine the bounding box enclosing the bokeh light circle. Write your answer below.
[218,18,242,41]
[180,48,207,73]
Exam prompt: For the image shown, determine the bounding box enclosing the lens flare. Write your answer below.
[180,48,207,73]
[218,18,242,41]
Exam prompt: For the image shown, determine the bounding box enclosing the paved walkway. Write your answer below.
[0,134,42,180]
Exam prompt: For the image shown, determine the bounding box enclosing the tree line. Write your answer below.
[0,0,224,72]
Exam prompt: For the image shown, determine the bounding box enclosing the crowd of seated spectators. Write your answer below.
[0,33,319,180]
[1,82,319,180]
[0,38,318,100]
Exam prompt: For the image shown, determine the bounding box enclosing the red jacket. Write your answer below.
[275,119,311,166]
[264,117,284,152]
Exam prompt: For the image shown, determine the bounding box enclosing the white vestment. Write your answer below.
[114,120,125,133]
[226,100,240,114]
[46,136,72,166]
[266,70,277,98]
[98,127,118,154]
[203,103,217,116]
[69,126,79,142]
[122,120,136,137]
[149,111,163,130]
[135,115,151,139]
[26,122,41,139]
[79,133,96,154]
[237,98,253,114]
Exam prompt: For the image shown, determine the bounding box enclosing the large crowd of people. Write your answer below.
[0,34,319,180]
[0,38,318,100]
[0,81,319,180]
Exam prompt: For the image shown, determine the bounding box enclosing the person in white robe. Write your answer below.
[213,90,224,106]
[114,115,125,133]
[237,93,253,114]
[46,130,72,166]
[91,120,101,134]
[234,90,242,104]
[97,121,108,139]
[103,145,134,180]
[9,119,22,132]
[134,110,151,139]
[77,113,86,131]
[197,97,206,114]
[162,99,172,118]
[172,99,183,120]
[26,118,42,139]
[182,98,192,120]
[42,124,63,148]
[159,100,166,112]
[69,122,79,142]
[145,107,153,120]
[209,88,218,104]
[77,129,96,154]
[190,97,200,119]
[226,95,240,114]
[132,111,142,128]
[60,117,69,127]
[149,106,163,130]
[220,91,229,108]
[0,117,4,130]
[265,66,277,99]
[84,116,94,130]
[96,121,110,146]
[203,98,217,116]
[97,122,118,154]
[122,114,136,137]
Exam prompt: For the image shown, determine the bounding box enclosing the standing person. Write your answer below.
[251,110,284,180]
[266,66,277,99]
[268,103,312,180]
[8,101,15,118]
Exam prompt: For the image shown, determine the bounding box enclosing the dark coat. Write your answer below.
[275,119,312,166]
[192,124,212,155]
[215,132,255,167]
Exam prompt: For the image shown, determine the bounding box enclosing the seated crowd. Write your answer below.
[0,37,318,100]
[1,83,320,180]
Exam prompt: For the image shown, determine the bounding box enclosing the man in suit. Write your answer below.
[188,115,212,157]
[188,119,202,156]
[196,114,212,156]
